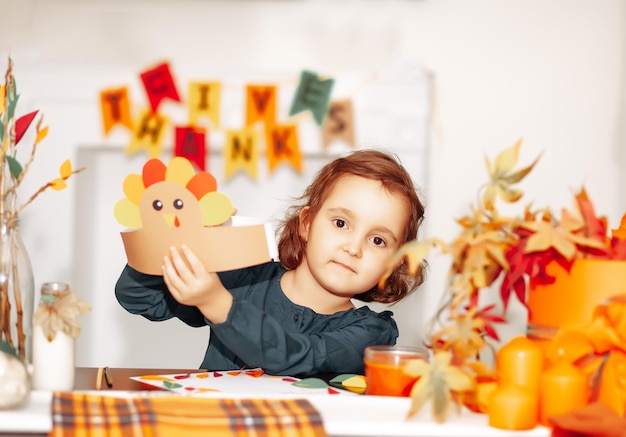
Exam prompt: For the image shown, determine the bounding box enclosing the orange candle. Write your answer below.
[497,336,544,394]
[539,360,589,425]
[363,345,428,396]
[488,383,538,430]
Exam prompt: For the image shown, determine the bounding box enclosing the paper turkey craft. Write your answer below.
[114,157,273,275]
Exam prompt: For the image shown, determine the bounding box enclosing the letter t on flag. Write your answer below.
[140,62,181,113]
[175,126,207,171]
[100,87,133,135]
[288,70,334,126]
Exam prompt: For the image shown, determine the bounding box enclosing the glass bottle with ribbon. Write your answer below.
[0,212,35,364]
[32,282,90,391]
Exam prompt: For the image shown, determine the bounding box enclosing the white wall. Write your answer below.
[1,0,624,367]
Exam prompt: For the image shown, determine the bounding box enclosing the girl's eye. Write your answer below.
[333,219,347,229]
[371,236,386,247]
[152,200,163,211]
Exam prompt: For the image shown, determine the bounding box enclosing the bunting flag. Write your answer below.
[266,124,302,173]
[224,128,259,180]
[100,87,133,135]
[174,126,207,171]
[245,85,277,127]
[288,70,334,126]
[321,99,355,149]
[126,108,170,158]
[140,62,181,113]
[188,81,221,127]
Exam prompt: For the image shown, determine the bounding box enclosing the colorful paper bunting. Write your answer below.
[100,87,133,135]
[126,108,170,158]
[140,62,181,113]
[245,85,277,127]
[224,128,259,180]
[266,124,302,173]
[174,126,207,171]
[289,70,334,126]
[322,99,355,149]
[188,81,221,127]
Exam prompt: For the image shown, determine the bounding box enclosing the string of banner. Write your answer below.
[99,61,358,180]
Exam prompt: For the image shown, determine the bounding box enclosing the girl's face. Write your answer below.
[299,175,409,299]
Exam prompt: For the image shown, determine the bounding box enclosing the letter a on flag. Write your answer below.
[126,108,170,158]
[175,126,207,171]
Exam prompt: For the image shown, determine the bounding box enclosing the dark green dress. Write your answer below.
[115,261,399,377]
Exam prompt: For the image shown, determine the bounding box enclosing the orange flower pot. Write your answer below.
[528,259,626,329]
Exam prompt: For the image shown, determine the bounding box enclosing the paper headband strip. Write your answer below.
[114,157,272,275]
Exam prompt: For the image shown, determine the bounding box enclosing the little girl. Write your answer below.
[115,149,426,376]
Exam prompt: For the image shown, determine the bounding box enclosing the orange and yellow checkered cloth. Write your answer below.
[50,392,328,437]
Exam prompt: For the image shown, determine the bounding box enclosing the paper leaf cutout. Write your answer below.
[6,155,22,179]
[341,375,366,394]
[14,110,38,145]
[35,125,48,144]
[50,160,74,191]
[292,378,329,389]
[163,380,183,389]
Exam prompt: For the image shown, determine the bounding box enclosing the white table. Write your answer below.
[1,390,551,437]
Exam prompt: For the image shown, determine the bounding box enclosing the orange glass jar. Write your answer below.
[364,345,429,397]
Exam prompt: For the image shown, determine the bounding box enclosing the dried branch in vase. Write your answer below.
[0,56,85,359]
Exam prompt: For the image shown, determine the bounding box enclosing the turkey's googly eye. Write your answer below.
[152,200,163,211]
[173,199,184,210]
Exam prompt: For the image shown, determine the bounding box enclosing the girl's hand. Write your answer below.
[162,245,232,322]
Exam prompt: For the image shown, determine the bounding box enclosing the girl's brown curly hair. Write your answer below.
[276,149,426,304]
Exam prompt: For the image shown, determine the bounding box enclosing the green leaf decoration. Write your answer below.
[292,378,329,389]
[6,155,23,179]
[0,119,4,143]
[163,380,183,389]
[7,92,19,122]
[329,373,358,389]
[0,339,18,357]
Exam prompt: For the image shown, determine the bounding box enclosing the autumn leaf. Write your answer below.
[378,238,445,288]
[482,139,541,210]
[574,187,608,243]
[405,351,475,423]
[33,290,90,341]
[50,160,74,191]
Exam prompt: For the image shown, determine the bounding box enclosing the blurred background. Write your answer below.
[0,0,624,368]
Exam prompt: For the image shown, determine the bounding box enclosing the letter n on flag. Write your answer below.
[224,128,259,180]
[100,87,133,135]
[175,126,207,171]
[266,124,302,174]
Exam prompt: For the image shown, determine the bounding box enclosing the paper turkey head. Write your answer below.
[114,157,234,230]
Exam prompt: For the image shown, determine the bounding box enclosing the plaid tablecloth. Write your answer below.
[50,392,328,437]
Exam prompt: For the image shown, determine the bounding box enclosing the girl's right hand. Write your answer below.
[162,245,233,323]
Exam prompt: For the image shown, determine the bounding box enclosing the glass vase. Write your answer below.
[0,214,35,364]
